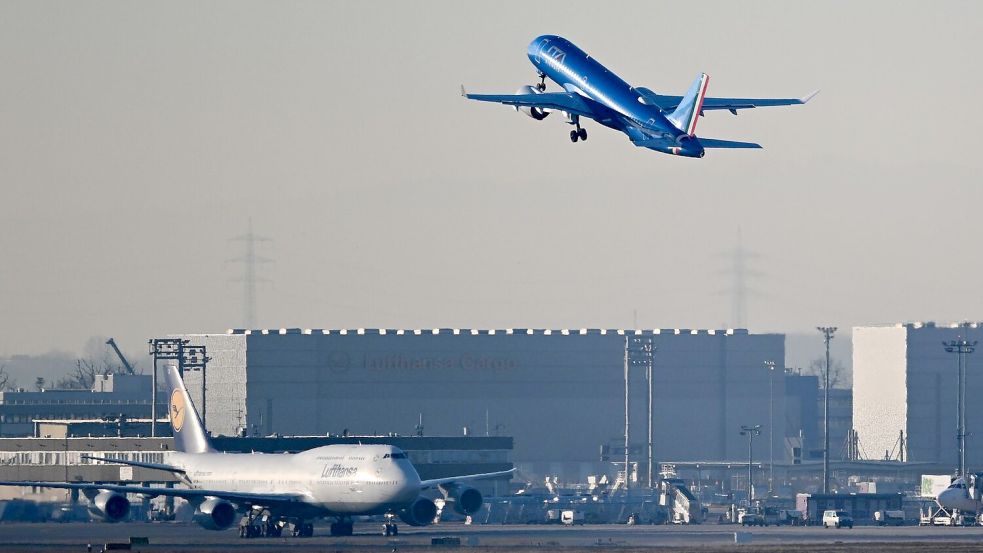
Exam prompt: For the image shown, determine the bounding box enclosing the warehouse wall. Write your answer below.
[171,328,785,476]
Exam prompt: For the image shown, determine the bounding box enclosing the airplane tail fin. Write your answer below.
[164,363,216,454]
[667,73,710,136]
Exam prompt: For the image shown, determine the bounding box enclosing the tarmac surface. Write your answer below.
[3,521,983,552]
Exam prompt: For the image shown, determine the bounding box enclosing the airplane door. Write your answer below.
[534,38,549,63]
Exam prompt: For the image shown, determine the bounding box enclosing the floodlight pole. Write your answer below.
[944,338,976,477]
[740,424,761,502]
[765,360,776,496]
[818,326,837,494]
[624,336,630,491]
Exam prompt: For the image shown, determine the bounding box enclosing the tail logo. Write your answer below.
[170,390,186,432]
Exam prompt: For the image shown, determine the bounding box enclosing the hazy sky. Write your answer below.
[1,1,981,357]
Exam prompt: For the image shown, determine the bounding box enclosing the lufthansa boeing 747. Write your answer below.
[463,35,817,157]
[0,364,512,538]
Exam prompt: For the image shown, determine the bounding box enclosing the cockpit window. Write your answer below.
[382,453,408,459]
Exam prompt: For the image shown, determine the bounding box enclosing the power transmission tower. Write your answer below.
[719,228,762,329]
[228,218,272,328]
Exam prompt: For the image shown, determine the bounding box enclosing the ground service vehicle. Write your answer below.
[823,510,854,529]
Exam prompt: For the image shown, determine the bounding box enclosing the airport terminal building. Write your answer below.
[170,328,787,481]
[854,322,983,466]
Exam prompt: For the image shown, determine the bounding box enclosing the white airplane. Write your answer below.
[937,476,980,513]
[0,364,512,538]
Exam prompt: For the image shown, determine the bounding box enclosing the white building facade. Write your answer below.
[854,322,983,467]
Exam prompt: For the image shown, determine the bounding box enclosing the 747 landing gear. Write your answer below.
[291,521,315,537]
[536,71,547,91]
[329,518,353,536]
[383,513,399,536]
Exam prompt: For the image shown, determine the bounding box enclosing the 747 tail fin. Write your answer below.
[667,73,710,136]
[164,363,216,454]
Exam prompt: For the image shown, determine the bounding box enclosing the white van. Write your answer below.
[822,510,854,529]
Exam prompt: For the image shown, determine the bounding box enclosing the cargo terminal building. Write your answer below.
[171,328,787,481]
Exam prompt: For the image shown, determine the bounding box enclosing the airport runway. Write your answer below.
[3,522,983,552]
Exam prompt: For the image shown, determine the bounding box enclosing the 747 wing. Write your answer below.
[0,480,307,507]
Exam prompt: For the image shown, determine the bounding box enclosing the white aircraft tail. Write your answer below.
[667,73,710,136]
[164,363,216,454]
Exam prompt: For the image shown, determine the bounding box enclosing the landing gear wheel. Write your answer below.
[578,128,587,141]
[536,71,547,91]
[383,521,399,536]
[570,130,579,143]
[296,522,315,537]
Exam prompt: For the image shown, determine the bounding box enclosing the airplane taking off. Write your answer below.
[463,35,817,157]
[0,365,511,538]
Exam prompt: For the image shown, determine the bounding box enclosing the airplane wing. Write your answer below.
[81,455,186,475]
[643,89,820,114]
[419,468,515,491]
[0,480,307,506]
[461,86,602,119]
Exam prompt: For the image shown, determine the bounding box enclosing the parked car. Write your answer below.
[777,509,804,526]
[739,509,766,527]
[874,510,905,526]
[822,510,854,529]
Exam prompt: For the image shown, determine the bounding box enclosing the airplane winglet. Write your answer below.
[460,84,467,98]
[800,89,821,104]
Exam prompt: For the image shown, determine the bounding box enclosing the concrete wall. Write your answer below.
[177,334,248,437]
[905,324,983,465]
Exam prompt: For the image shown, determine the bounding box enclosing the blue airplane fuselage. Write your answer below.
[526,35,703,157]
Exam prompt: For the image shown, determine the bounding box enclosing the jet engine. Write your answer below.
[441,486,483,515]
[398,497,438,527]
[513,85,549,120]
[193,498,238,531]
[88,490,130,522]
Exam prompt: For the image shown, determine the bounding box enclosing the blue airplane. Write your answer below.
[463,35,817,158]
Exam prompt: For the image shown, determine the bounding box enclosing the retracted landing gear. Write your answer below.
[536,71,547,92]
[329,518,353,536]
[382,513,399,536]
